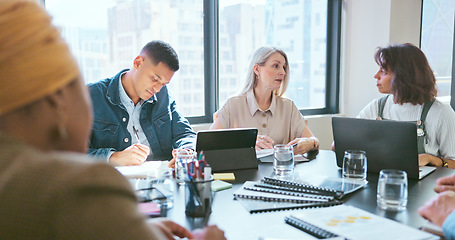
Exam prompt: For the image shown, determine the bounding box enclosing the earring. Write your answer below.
[58,122,68,140]
[56,104,68,141]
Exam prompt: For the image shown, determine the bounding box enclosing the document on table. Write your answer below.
[287,205,438,240]
[256,149,274,159]
[256,149,309,163]
[115,161,169,179]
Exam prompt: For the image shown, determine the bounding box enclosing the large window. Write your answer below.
[421,0,455,103]
[218,1,328,111]
[46,0,341,124]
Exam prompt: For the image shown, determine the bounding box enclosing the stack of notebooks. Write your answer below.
[233,176,366,213]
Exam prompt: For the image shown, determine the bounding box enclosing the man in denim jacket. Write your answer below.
[88,41,195,165]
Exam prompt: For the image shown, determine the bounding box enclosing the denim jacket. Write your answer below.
[88,69,196,160]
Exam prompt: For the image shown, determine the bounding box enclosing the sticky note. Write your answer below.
[213,173,235,181]
[211,180,233,191]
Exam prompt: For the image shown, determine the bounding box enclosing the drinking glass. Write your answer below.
[146,168,175,209]
[377,169,408,211]
[342,150,367,180]
[175,149,195,184]
[273,144,294,175]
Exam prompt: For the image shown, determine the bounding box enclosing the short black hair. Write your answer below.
[140,40,179,71]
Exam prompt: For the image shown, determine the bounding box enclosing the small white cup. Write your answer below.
[273,144,294,175]
[342,150,367,180]
[377,169,408,211]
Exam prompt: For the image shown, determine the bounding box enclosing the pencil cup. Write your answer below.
[273,144,294,175]
[342,150,367,180]
[377,169,408,211]
[175,150,195,184]
[184,175,214,217]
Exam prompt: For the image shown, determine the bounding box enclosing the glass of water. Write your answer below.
[342,150,367,180]
[377,169,408,211]
[273,144,294,175]
[175,149,195,184]
[147,168,175,209]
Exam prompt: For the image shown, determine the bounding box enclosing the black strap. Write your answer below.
[376,95,434,154]
[417,100,435,154]
[376,95,389,120]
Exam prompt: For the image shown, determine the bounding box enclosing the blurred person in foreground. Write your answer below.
[210,46,319,155]
[0,0,225,239]
[419,173,455,240]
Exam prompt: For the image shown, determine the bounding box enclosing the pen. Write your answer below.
[132,125,140,144]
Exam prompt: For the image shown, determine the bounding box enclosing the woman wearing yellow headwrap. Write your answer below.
[0,0,225,239]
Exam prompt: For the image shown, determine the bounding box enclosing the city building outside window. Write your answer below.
[46,0,339,123]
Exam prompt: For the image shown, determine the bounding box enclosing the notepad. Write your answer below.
[115,161,169,179]
[286,205,438,240]
[233,180,342,213]
[213,173,235,181]
[234,181,333,202]
[211,180,233,191]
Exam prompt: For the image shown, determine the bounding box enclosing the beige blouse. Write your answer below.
[215,89,306,144]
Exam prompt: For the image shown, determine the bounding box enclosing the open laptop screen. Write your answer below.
[332,117,425,179]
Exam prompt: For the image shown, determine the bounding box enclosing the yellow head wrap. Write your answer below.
[0,0,79,116]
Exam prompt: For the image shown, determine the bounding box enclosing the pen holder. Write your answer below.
[184,175,214,218]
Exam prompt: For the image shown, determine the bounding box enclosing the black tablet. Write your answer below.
[196,128,258,172]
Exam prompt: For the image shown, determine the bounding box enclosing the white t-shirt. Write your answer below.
[357,95,455,160]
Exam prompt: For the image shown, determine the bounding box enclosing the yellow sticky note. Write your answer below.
[213,173,235,181]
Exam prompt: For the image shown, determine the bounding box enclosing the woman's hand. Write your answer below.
[288,137,319,155]
[255,135,274,150]
[418,153,444,167]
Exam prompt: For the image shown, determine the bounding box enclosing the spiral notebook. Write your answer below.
[286,205,438,240]
[233,180,342,213]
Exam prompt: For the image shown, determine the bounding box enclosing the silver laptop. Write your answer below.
[332,117,435,180]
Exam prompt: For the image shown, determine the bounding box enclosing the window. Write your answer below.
[46,0,205,117]
[46,0,341,123]
[421,0,455,103]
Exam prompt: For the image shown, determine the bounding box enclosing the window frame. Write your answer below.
[451,14,455,110]
[188,0,341,124]
[44,0,341,124]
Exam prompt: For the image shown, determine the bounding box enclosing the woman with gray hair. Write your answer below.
[210,46,319,155]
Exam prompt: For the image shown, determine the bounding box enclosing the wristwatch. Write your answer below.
[440,157,449,168]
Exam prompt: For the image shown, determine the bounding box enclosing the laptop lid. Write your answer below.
[196,128,258,172]
[332,117,431,180]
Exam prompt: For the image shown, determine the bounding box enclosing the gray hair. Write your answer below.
[239,46,290,97]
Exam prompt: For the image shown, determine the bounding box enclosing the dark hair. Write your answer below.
[140,40,179,71]
[374,43,436,105]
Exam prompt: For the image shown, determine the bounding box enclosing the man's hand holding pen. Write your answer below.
[110,143,150,166]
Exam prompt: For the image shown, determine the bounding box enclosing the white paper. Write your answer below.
[290,205,438,240]
[115,161,169,179]
[256,149,274,159]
